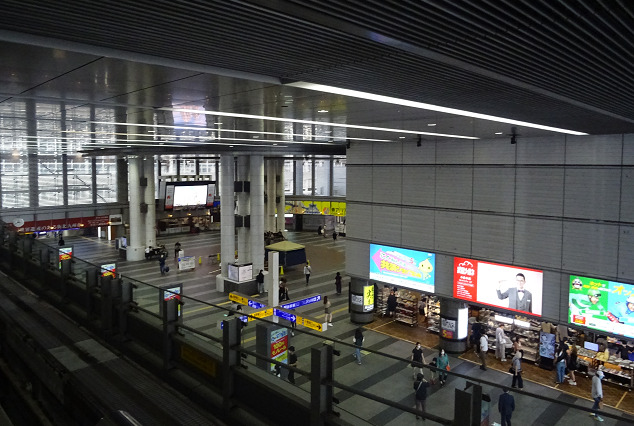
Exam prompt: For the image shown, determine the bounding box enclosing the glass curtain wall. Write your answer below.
[37,104,64,207]
[283,160,294,195]
[0,101,29,208]
[314,157,331,196]
[332,156,346,196]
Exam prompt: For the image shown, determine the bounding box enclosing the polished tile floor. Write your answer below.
[63,231,634,425]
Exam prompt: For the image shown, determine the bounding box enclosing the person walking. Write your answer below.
[498,388,515,426]
[317,226,322,236]
[437,348,450,385]
[591,370,604,422]
[496,324,508,361]
[411,342,425,379]
[159,255,167,275]
[479,333,488,370]
[256,269,265,294]
[332,230,337,241]
[335,272,342,295]
[279,279,290,302]
[287,346,298,384]
[511,350,523,389]
[413,373,429,420]
[324,296,333,326]
[174,241,181,259]
[303,263,311,285]
[568,345,578,385]
[554,343,567,384]
[352,327,364,365]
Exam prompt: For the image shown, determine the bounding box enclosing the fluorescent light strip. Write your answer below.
[152,109,478,140]
[286,82,588,136]
[88,122,391,142]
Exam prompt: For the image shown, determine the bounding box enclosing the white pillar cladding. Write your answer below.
[267,251,279,323]
[127,156,145,261]
[236,155,250,264]
[217,154,235,290]
[266,159,276,232]
[250,155,265,274]
[143,156,156,249]
[275,159,285,232]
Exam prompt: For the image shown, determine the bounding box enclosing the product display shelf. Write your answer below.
[376,286,390,317]
[577,347,634,390]
[426,296,440,333]
[395,290,419,327]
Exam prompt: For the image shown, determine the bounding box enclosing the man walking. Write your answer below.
[256,269,265,294]
[287,346,298,384]
[303,263,311,285]
[413,373,429,420]
[498,388,515,426]
[591,370,604,422]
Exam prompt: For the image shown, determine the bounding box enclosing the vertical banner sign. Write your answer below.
[270,328,289,372]
[165,185,175,210]
[441,318,456,339]
[206,183,216,207]
[363,285,375,312]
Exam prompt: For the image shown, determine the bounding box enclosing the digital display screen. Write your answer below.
[165,182,215,210]
[100,263,116,278]
[453,257,543,316]
[369,244,435,292]
[568,275,634,338]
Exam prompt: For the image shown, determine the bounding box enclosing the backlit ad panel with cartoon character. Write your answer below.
[453,257,543,316]
[569,275,634,338]
[369,244,435,293]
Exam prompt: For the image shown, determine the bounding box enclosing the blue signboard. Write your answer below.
[274,309,297,323]
[280,294,322,310]
[369,244,435,293]
[248,300,266,309]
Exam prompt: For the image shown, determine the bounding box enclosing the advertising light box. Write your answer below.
[369,244,435,293]
[568,275,634,338]
[453,257,543,316]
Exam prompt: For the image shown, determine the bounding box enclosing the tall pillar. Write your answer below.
[236,155,250,264]
[250,155,265,274]
[144,156,156,248]
[217,155,235,289]
[439,298,469,354]
[26,99,38,209]
[127,156,145,261]
[275,159,285,232]
[266,159,276,232]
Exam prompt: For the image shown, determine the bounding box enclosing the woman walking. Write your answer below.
[568,345,578,385]
[437,348,450,386]
[511,350,524,389]
[353,327,364,365]
[324,296,333,326]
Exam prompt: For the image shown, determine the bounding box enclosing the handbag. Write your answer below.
[446,365,450,372]
[508,367,514,374]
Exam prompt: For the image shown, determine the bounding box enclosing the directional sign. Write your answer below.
[274,308,297,323]
[249,308,273,320]
[228,293,248,305]
[248,300,266,309]
[280,294,322,310]
[302,318,325,332]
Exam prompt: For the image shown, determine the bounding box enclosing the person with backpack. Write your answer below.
[413,373,429,420]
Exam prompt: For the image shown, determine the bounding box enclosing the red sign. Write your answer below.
[572,314,586,325]
[13,215,111,233]
[454,258,477,301]
[271,335,288,358]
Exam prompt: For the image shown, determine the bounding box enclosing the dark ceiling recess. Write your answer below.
[0,0,633,136]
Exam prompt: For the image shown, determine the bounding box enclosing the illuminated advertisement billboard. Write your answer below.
[369,244,435,293]
[100,263,116,278]
[58,246,73,269]
[569,275,634,338]
[454,257,543,316]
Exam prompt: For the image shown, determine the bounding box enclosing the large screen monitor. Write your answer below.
[369,244,435,293]
[569,275,634,338]
[453,257,543,316]
[165,182,215,210]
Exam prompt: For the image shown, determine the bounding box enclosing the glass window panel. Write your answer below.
[38,157,64,206]
[1,158,30,209]
[179,158,196,175]
[68,156,93,205]
[333,157,346,196]
[160,156,177,176]
[283,160,294,195]
[302,159,313,196]
[199,159,216,177]
[314,158,331,196]
[95,156,118,203]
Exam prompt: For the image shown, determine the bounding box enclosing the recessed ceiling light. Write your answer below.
[215,122,222,125]
[252,135,259,138]
[495,132,503,135]
[427,123,437,127]
[229,145,234,147]
[318,109,328,113]
[399,136,405,139]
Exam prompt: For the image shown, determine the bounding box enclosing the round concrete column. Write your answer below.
[126,156,145,261]
[439,298,469,354]
[349,277,374,324]
[249,155,265,274]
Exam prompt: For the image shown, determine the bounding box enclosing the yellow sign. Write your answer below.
[248,308,273,321]
[180,344,217,377]
[302,318,324,332]
[228,293,248,305]
[364,285,374,306]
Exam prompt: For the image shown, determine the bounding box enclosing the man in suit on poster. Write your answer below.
[496,273,533,313]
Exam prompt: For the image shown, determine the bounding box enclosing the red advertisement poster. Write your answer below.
[454,258,477,301]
